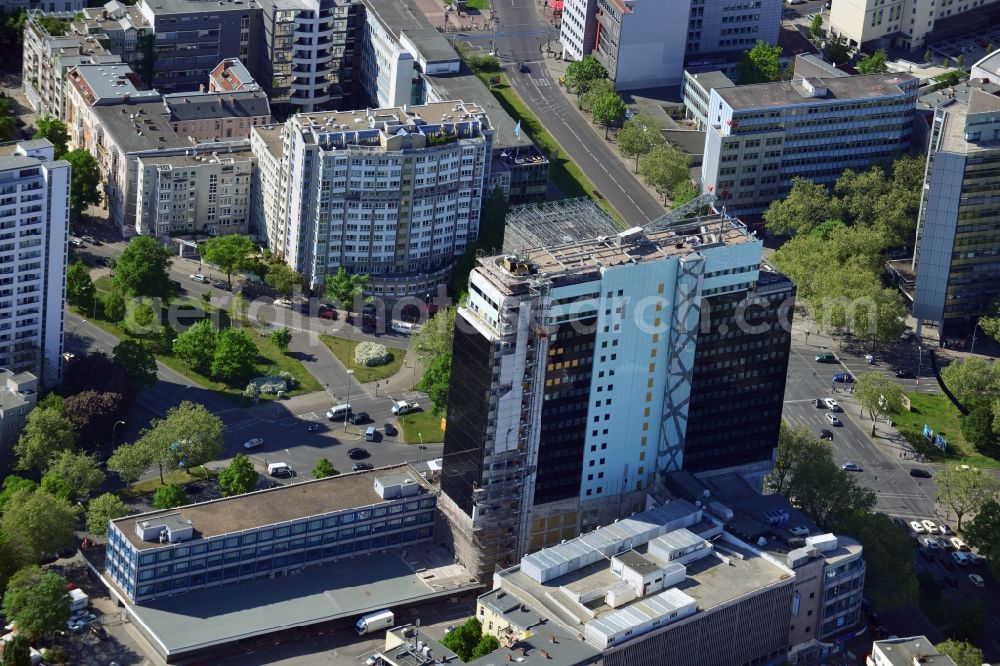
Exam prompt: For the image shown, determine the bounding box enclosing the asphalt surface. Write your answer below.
[471,0,664,224]
[66,239,440,488]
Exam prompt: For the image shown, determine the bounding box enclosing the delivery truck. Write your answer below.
[355,609,394,635]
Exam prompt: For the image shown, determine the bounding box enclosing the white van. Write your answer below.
[267,462,292,477]
[355,609,394,635]
[365,426,377,442]
[326,403,351,421]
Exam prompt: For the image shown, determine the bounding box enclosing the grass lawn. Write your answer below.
[399,409,445,444]
[487,76,624,225]
[76,291,321,403]
[124,467,218,498]
[463,0,489,8]
[320,335,406,383]
[892,391,1000,469]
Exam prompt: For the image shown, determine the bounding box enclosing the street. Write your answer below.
[473,0,665,223]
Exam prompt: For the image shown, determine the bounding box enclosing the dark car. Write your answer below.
[318,304,338,320]
[895,369,915,378]
[349,411,370,425]
[833,372,855,383]
[519,61,530,73]
[348,447,370,460]
[212,280,229,290]
[384,422,397,437]
[352,462,374,472]
[909,468,933,478]
[306,422,321,432]
[90,625,109,641]
[811,398,821,407]
[819,428,834,440]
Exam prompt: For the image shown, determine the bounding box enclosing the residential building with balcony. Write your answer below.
[437,206,794,579]
[70,2,154,82]
[0,370,38,469]
[160,89,272,141]
[137,0,257,94]
[22,10,124,121]
[251,101,491,297]
[105,465,438,604]
[254,0,364,118]
[700,70,919,220]
[0,140,69,390]
[912,87,1000,340]
[3,1,82,13]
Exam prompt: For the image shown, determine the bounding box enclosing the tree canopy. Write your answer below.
[218,453,259,496]
[736,40,783,83]
[113,339,158,388]
[173,319,217,374]
[935,640,985,666]
[152,484,189,510]
[265,262,304,297]
[65,260,95,306]
[2,568,72,640]
[1,489,78,562]
[324,267,369,313]
[200,234,256,286]
[14,407,76,471]
[270,326,292,353]
[963,499,1000,578]
[857,48,889,73]
[62,149,102,221]
[639,144,690,204]
[590,91,628,138]
[211,328,258,382]
[113,236,173,298]
[32,116,69,158]
[62,390,128,448]
[934,467,999,532]
[564,55,608,95]
[45,450,105,502]
[834,512,918,611]
[854,372,904,436]
[86,493,130,537]
[312,458,339,479]
[617,113,666,172]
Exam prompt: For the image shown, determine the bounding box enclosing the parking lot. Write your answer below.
[927,28,1000,65]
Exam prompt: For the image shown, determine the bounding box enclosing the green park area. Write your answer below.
[893,392,1000,469]
[319,335,406,384]
[399,409,445,445]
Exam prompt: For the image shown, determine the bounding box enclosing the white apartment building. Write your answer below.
[0,140,69,389]
[136,150,255,237]
[560,0,597,62]
[830,0,997,50]
[0,370,38,468]
[251,101,491,297]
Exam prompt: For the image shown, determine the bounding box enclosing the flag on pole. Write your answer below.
[514,119,521,138]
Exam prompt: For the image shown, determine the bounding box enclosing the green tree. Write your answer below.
[113,236,173,298]
[265,262,304,297]
[413,306,456,359]
[172,319,218,374]
[471,635,500,660]
[763,177,843,236]
[833,512,918,611]
[563,54,608,95]
[39,474,71,502]
[963,499,1000,578]
[857,48,889,73]
[125,300,157,335]
[65,260,95,307]
[851,288,907,351]
[639,144,691,203]
[62,149,102,222]
[113,339,158,388]
[152,484,188,510]
[32,116,69,158]
[578,78,614,114]
[956,53,965,69]
[824,35,851,65]
[2,632,31,666]
[37,393,63,414]
[324,267,369,314]
[854,372,904,436]
[765,422,830,495]
[617,113,666,172]
[218,453,258,496]
[14,407,76,471]
[110,401,224,484]
[671,180,698,206]
[103,288,127,323]
[86,493,129,536]
[441,618,485,662]
[940,357,1000,411]
[591,91,628,139]
[809,12,823,39]
[44,450,105,502]
[200,234,256,287]
[934,466,999,532]
[211,328,258,382]
[1,489,77,562]
[419,352,452,414]
[736,40,783,83]
[2,568,72,640]
[935,640,985,666]
[312,458,339,479]
[270,326,292,353]
[960,406,995,450]
[979,296,1000,344]
[0,477,37,511]
[924,49,932,63]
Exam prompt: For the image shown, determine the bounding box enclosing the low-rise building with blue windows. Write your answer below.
[106,465,437,604]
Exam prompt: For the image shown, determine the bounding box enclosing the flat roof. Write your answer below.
[291,100,488,136]
[142,0,260,14]
[163,90,271,121]
[113,464,430,550]
[717,72,916,110]
[690,71,735,91]
[872,637,955,666]
[67,63,160,105]
[917,80,1000,111]
[123,549,478,658]
[973,49,1000,78]
[424,70,534,149]
[137,147,254,168]
[363,0,458,64]
[90,101,189,154]
[251,124,284,160]
[615,550,659,574]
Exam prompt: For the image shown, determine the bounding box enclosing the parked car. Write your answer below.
[910,520,926,534]
[938,523,954,536]
[909,468,933,478]
[824,398,841,411]
[969,573,985,588]
[274,298,293,309]
[922,519,939,534]
[815,352,837,363]
[894,369,915,378]
[811,398,822,407]
[348,447,370,460]
[81,235,99,245]
[820,428,834,440]
[833,372,854,383]
[353,462,375,472]
[212,280,229,290]
[825,413,842,426]
[306,423,321,432]
[949,537,968,551]
[243,437,264,450]
[925,537,943,550]
[90,624,109,640]
[190,273,209,283]
[384,422,398,437]
[841,462,862,472]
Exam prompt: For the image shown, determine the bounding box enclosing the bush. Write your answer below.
[244,371,298,396]
[354,342,392,367]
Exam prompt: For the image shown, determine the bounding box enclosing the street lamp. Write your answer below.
[916,345,923,385]
[970,322,981,355]
[111,420,126,448]
[345,369,354,432]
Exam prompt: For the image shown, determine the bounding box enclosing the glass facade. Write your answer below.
[106,494,436,603]
[819,554,865,638]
